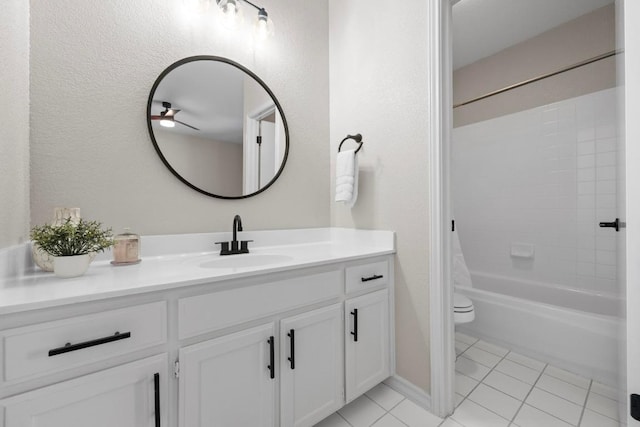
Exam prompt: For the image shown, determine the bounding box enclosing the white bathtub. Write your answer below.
[455,271,623,386]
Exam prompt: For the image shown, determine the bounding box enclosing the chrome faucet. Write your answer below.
[216,214,252,255]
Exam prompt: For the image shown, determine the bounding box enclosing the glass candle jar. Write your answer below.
[112,228,141,265]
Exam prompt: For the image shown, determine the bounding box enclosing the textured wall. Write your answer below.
[30,0,329,234]
[329,0,431,392]
[454,5,616,127]
[453,89,620,296]
[0,0,30,248]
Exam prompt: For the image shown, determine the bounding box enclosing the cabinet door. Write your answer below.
[345,289,390,402]
[179,323,276,427]
[0,354,167,427]
[280,304,343,427]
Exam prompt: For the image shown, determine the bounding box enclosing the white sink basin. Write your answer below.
[198,254,294,269]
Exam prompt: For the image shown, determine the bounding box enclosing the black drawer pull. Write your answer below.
[287,329,295,370]
[351,309,358,342]
[154,372,161,427]
[48,331,131,357]
[361,274,383,282]
[267,336,275,379]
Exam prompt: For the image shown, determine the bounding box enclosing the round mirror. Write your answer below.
[147,56,289,199]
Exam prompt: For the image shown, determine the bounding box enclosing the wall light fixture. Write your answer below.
[215,0,274,38]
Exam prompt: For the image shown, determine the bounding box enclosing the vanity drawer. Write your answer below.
[179,270,342,339]
[2,301,167,383]
[345,260,389,294]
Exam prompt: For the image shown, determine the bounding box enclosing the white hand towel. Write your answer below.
[335,149,359,207]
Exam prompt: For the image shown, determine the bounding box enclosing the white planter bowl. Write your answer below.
[53,254,91,278]
[33,245,97,272]
[32,244,55,272]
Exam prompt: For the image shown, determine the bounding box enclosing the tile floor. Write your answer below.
[315,332,624,427]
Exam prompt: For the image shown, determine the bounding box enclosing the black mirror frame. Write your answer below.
[146,55,290,200]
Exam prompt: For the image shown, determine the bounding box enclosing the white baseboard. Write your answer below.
[384,375,432,411]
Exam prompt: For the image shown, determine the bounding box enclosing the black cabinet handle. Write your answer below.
[267,336,275,379]
[154,373,161,427]
[361,274,383,282]
[48,331,131,357]
[351,309,358,342]
[631,393,640,421]
[287,329,295,370]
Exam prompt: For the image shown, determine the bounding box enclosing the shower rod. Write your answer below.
[453,49,621,109]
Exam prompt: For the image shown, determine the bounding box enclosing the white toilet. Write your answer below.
[454,293,475,324]
[452,223,475,324]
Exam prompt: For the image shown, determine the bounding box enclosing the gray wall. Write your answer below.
[0,0,30,248]
[29,0,330,234]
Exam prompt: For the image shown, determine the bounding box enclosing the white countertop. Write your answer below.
[0,228,395,315]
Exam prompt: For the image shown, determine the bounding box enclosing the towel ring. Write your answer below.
[338,134,363,154]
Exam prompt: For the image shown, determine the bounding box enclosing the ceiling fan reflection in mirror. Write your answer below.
[150,101,200,131]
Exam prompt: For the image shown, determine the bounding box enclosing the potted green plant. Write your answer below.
[30,218,114,278]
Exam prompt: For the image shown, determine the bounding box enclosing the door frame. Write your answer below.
[244,102,276,193]
[624,0,640,425]
[429,0,640,422]
[427,0,455,418]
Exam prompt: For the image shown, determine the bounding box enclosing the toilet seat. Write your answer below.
[454,293,473,311]
[454,293,475,324]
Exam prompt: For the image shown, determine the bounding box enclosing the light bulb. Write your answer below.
[223,0,237,15]
[216,0,243,29]
[217,0,238,16]
[159,118,175,128]
[254,8,274,39]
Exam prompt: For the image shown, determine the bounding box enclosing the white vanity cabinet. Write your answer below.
[0,354,167,427]
[1,302,167,384]
[279,303,344,427]
[178,303,345,427]
[0,302,168,427]
[344,271,391,402]
[174,258,391,427]
[0,236,394,427]
[178,323,276,427]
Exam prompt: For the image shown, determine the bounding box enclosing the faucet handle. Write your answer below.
[240,240,253,254]
[215,241,230,256]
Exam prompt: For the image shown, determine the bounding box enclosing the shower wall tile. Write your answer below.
[452,88,620,297]
[577,141,596,155]
[577,262,596,277]
[596,180,616,194]
[578,181,595,195]
[597,195,617,209]
[577,249,596,263]
[597,166,616,180]
[596,123,617,139]
[596,138,617,153]
[577,154,596,168]
[577,168,596,181]
[596,250,616,266]
[597,152,617,167]
[577,127,596,141]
